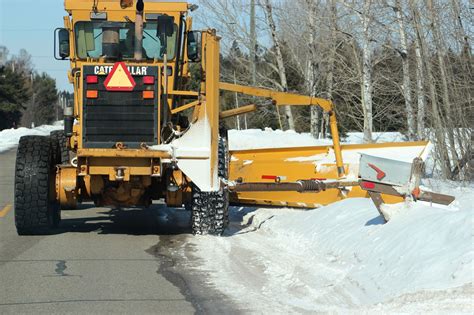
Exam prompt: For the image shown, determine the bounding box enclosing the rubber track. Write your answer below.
[14,136,55,235]
[50,130,69,164]
[191,138,230,236]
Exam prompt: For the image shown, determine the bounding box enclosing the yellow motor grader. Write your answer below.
[14,0,452,236]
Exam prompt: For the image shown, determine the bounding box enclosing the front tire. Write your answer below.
[14,136,59,235]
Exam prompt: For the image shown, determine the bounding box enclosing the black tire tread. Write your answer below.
[14,136,57,235]
[191,138,229,236]
[50,130,69,164]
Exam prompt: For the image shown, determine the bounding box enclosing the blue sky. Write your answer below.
[0,0,72,91]
[0,0,210,92]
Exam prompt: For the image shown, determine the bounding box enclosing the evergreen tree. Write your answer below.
[31,73,58,126]
[0,65,30,130]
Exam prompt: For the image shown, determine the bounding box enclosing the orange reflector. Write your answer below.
[143,91,154,99]
[86,90,98,99]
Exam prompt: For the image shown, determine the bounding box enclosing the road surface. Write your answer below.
[0,149,238,314]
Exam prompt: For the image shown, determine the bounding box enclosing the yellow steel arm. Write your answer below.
[219,82,333,111]
[220,104,257,119]
[219,82,345,177]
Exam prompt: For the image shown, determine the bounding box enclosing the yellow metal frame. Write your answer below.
[219,83,345,177]
[220,104,257,119]
[229,141,428,208]
[58,1,427,210]
[62,1,192,182]
[63,1,188,153]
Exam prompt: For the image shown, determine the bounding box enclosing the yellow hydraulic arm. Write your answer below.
[219,82,345,177]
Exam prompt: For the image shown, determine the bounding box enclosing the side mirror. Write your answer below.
[55,28,70,60]
[187,31,201,62]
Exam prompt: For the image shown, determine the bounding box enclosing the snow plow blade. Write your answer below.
[228,141,430,208]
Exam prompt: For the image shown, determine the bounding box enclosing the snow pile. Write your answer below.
[228,128,407,150]
[190,182,472,313]
[228,128,332,150]
[344,131,407,144]
[299,145,427,165]
[0,122,63,153]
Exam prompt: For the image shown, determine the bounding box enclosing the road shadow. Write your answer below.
[55,203,192,236]
[55,203,268,237]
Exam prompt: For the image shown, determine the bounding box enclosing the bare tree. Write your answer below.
[361,0,374,143]
[392,0,415,140]
[414,37,426,140]
[250,0,257,85]
[262,0,295,130]
[410,0,452,178]
[197,0,472,179]
[305,0,319,138]
[427,0,459,164]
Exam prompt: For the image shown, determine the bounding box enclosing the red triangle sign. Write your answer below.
[104,62,136,91]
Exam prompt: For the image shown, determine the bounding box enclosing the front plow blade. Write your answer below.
[229,141,429,208]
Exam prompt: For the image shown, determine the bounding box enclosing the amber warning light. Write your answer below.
[104,62,136,92]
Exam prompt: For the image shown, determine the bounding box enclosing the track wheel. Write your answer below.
[14,136,60,235]
[191,138,229,236]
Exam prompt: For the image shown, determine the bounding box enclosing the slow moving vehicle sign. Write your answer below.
[104,62,136,92]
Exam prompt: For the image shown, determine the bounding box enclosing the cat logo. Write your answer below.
[104,62,136,92]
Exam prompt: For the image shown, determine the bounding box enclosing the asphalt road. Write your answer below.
[0,149,237,314]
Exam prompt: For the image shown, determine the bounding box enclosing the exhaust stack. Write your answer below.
[134,0,144,61]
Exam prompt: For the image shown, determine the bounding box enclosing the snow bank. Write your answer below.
[345,131,407,144]
[0,122,63,153]
[228,128,407,150]
[252,194,471,302]
[190,181,473,312]
[228,128,332,150]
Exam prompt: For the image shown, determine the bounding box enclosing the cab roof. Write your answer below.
[64,0,190,14]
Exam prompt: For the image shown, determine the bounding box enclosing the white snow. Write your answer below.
[182,128,472,313]
[187,181,473,313]
[2,125,470,312]
[285,146,425,164]
[228,128,333,150]
[0,122,63,153]
[228,128,407,151]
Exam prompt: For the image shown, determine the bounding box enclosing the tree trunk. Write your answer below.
[323,0,338,139]
[250,0,257,85]
[233,71,241,130]
[427,0,459,165]
[450,0,471,177]
[414,41,426,139]
[361,0,373,143]
[410,0,451,178]
[451,0,471,53]
[394,0,415,140]
[306,0,319,138]
[263,0,295,130]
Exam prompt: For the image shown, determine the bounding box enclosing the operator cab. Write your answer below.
[74,20,177,61]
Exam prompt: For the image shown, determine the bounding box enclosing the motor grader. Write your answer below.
[14,0,452,236]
